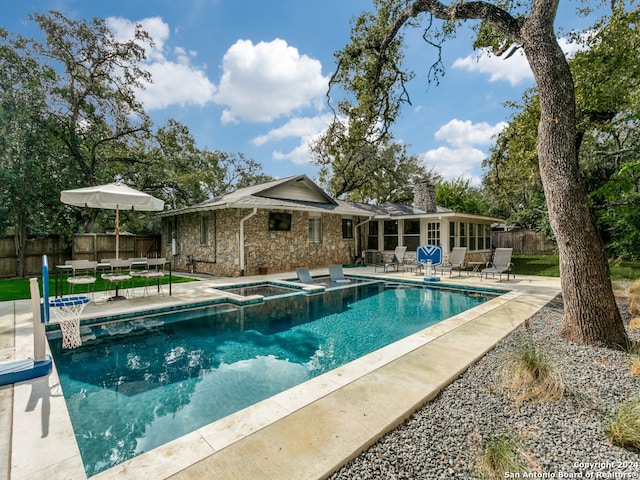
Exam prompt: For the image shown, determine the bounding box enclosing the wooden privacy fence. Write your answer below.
[0,236,67,278]
[0,234,161,278]
[71,234,160,262]
[492,229,557,255]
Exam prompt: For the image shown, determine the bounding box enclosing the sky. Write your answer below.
[3,0,602,187]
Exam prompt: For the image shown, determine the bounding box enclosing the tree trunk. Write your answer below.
[13,212,27,278]
[521,0,628,348]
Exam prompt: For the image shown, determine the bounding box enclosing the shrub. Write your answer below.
[629,279,640,296]
[477,432,529,480]
[605,394,640,451]
[630,318,640,331]
[502,342,565,402]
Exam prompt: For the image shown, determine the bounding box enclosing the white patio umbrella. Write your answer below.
[60,183,164,259]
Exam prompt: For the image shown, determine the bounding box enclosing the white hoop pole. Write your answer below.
[29,277,46,362]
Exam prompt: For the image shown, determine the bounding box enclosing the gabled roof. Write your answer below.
[161,175,365,216]
[159,174,499,222]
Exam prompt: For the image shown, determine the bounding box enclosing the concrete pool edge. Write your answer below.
[3,273,561,480]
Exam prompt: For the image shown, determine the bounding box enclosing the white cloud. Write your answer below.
[419,119,507,185]
[214,39,329,123]
[106,16,216,110]
[452,48,532,86]
[252,114,336,165]
[273,143,317,165]
[107,16,169,61]
[252,114,335,146]
[419,146,486,185]
[137,62,217,109]
[452,35,589,86]
[434,119,507,148]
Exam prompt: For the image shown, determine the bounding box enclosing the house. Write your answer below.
[159,175,502,276]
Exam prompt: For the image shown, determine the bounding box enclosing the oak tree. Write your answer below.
[330,0,629,348]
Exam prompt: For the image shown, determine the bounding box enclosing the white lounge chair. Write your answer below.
[296,267,327,286]
[374,246,408,272]
[481,248,515,281]
[329,264,352,284]
[437,247,467,277]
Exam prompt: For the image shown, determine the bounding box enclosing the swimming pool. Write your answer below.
[47,282,497,476]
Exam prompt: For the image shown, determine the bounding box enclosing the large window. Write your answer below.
[309,214,322,244]
[450,221,491,251]
[403,219,420,251]
[383,220,398,250]
[367,222,379,250]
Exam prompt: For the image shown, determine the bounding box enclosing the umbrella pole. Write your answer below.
[115,205,120,259]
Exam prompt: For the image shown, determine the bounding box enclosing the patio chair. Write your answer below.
[436,247,467,277]
[374,246,408,272]
[481,248,515,281]
[66,260,98,300]
[138,258,166,297]
[328,264,352,284]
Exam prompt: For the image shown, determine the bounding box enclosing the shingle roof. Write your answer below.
[160,174,453,218]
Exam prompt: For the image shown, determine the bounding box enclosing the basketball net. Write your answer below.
[50,297,89,349]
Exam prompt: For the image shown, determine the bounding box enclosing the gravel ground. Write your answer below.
[330,293,640,480]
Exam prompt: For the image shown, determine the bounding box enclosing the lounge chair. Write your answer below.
[481,248,515,281]
[328,264,352,284]
[437,247,467,277]
[296,267,326,285]
[374,246,408,272]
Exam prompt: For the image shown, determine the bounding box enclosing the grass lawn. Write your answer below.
[513,254,640,281]
[0,274,197,302]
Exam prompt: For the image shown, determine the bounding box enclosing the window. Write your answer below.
[269,212,292,231]
[426,222,440,246]
[403,219,420,251]
[309,214,322,243]
[469,223,476,251]
[484,224,492,250]
[383,220,398,250]
[200,213,209,245]
[367,221,379,250]
[342,219,353,239]
[449,222,456,249]
[459,222,467,248]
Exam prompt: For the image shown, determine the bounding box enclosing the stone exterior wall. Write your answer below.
[162,208,355,276]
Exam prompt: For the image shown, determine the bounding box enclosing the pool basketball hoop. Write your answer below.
[49,296,89,349]
[41,256,89,349]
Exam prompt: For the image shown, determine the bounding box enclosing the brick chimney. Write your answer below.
[413,180,436,213]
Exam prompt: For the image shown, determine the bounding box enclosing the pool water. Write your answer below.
[48,282,496,476]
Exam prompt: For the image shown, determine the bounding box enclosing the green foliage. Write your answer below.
[0,10,272,272]
[482,5,640,256]
[477,431,529,480]
[435,177,488,215]
[501,341,565,403]
[605,393,640,451]
[312,126,434,202]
